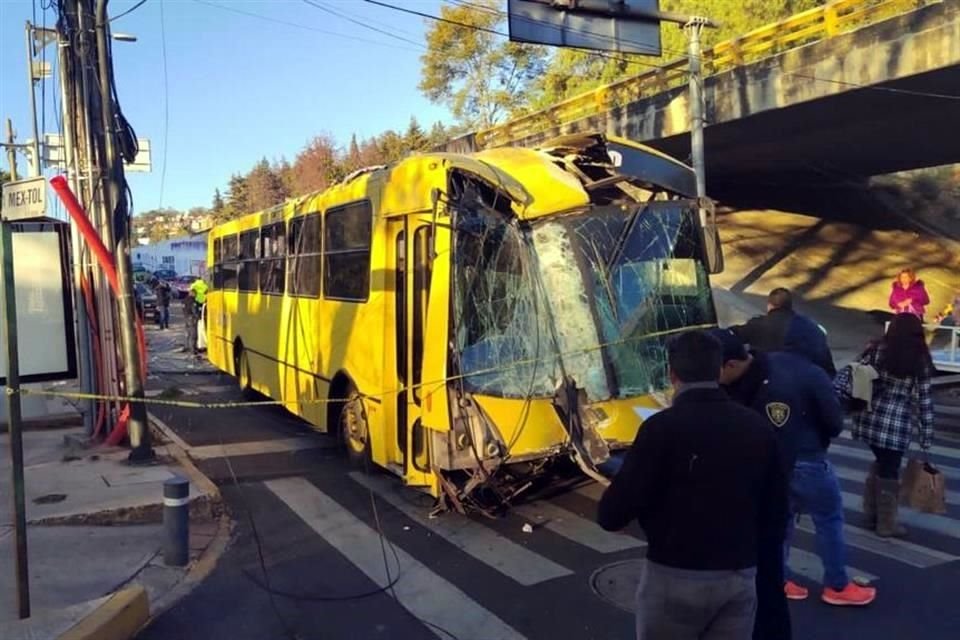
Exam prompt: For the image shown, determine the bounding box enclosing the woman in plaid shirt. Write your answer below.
[835,313,935,538]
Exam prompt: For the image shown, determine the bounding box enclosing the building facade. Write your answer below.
[132,232,208,277]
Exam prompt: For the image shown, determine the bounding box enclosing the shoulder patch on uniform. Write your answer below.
[765,402,791,428]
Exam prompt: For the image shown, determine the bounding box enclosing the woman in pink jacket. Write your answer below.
[888,268,930,319]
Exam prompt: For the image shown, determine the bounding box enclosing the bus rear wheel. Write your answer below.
[233,343,255,400]
[339,387,369,467]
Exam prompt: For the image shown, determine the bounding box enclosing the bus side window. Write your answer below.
[324,201,372,301]
[222,234,239,290]
[239,229,260,293]
[259,222,286,294]
[288,214,321,297]
[213,237,223,289]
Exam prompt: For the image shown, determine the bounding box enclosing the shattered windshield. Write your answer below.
[453,200,715,400]
[542,202,717,397]
[453,210,561,398]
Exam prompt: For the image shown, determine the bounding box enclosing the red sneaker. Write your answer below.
[822,582,877,606]
[784,581,809,600]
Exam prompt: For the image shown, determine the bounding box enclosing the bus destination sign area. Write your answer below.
[2,176,47,221]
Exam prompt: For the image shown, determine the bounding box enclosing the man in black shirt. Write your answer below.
[598,330,788,640]
[731,287,836,377]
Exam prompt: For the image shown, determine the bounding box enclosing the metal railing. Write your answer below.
[477,0,937,148]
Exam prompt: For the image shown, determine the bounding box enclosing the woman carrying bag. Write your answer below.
[834,313,935,538]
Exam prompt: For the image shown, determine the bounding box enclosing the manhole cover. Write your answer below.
[590,559,644,612]
[33,493,67,505]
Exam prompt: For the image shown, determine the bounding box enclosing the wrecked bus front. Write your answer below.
[425,134,720,508]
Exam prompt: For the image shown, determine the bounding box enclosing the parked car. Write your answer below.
[133,264,150,284]
[153,268,178,282]
[173,275,200,299]
[135,283,159,322]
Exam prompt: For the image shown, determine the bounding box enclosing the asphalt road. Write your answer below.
[136,320,960,640]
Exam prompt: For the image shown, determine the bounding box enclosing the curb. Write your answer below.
[148,411,223,513]
[57,586,149,640]
[148,513,234,621]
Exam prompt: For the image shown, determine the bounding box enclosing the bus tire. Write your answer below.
[232,340,256,400]
[339,385,370,468]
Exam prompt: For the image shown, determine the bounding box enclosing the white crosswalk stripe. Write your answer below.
[511,501,645,553]
[839,431,960,461]
[349,472,574,586]
[266,477,527,640]
[260,434,960,617]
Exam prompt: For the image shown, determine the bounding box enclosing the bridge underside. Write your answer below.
[645,66,960,201]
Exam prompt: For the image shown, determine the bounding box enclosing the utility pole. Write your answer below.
[93,0,153,462]
[25,22,42,178]
[685,17,709,199]
[5,120,19,181]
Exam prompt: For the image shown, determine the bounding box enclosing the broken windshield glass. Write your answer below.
[453,207,561,398]
[453,196,715,401]
[547,202,717,397]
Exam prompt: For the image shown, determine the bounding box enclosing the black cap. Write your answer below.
[707,328,749,363]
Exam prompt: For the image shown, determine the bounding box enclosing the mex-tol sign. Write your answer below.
[2,176,47,221]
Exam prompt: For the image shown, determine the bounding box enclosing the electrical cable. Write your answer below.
[110,0,149,22]
[301,0,427,50]
[190,0,423,54]
[416,0,960,107]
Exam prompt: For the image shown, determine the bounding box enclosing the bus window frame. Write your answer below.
[323,200,373,302]
[259,221,286,295]
[212,237,223,289]
[238,228,260,293]
[287,212,322,298]
[221,234,239,291]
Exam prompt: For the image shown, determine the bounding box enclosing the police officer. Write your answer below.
[711,327,877,614]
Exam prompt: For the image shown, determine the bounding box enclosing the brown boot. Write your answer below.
[863,463,878,530]
[876,478,908,538]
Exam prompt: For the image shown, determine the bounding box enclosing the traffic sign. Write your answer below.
[1,176,47,221]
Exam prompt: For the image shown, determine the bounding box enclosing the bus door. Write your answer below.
[395,215,434,486]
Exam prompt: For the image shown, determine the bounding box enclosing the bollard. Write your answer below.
[163,475,190,566]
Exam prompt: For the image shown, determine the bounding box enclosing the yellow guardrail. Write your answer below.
[477,0,936,148]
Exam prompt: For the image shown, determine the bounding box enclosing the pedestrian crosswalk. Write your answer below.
[248,433,960,639]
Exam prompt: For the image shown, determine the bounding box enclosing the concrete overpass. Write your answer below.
[450,0,960,200]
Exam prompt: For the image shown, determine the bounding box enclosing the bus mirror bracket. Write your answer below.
[697,197,724,275]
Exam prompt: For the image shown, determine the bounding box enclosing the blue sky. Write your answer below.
[0,0,452,213]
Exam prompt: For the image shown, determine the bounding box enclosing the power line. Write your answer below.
[301,0,427,50]
[363,0,671,73]
[111,0,150,22]
[191,0,423,53]
[445,0,960,103]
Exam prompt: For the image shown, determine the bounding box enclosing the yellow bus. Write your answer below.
[205,133,723,506]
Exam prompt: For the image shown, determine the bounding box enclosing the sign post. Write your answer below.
[0,216,30,619]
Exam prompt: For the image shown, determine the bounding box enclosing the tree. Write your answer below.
[292,134,343,194]
[344,134,363,173]
[405,116,429,153]
[211,188,224,214]
[419,0,547,128]
[376,130,408,164]
[529,0,829,108]
[245,158,288,211]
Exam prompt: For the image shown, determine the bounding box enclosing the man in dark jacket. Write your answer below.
[731,288,836,377]
[713,328,877,608]
[598,330,788,640]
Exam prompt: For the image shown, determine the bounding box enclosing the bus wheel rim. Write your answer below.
[343,397,367,453]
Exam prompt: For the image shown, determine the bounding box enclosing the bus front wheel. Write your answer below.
[340,387,369,467]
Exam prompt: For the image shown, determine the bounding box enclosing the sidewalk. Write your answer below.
[0,422,227,639]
